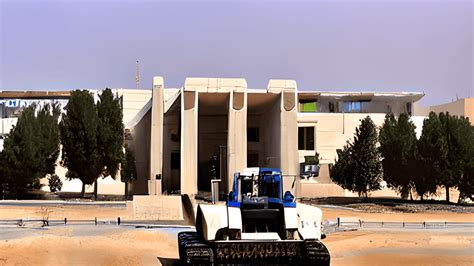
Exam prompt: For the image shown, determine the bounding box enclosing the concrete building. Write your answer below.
[430,98,474,124]
[6,81,472,205]
[2,80,436,200]
[0,89,151,195]
[128,77,425,199]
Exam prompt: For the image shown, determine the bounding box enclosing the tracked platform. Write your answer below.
[178,231,330,265]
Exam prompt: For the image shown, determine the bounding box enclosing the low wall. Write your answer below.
[131,195,183,220]
[301,182,461,203]
[300,182,345,198]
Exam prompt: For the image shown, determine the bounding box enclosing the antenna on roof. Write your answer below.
[135,60,140,89]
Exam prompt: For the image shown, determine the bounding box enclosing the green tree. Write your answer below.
[1,104,60,197]
[379,113,418,199]
[94,89,124,197]
[330,144,354,191]
[417,112,448,201]
[121,145,137,199]
[411,150,437,201]
[60,90,102,197]
[0,149,8,199]
[36,104,62,177]
[436,112,472,202]
[458,134,474,202]
[330,116,383,197]
[48,174,63,193]
[447,116,474,202]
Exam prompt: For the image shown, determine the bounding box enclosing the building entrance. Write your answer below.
[197,93,230,192]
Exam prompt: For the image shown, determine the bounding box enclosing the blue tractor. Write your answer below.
[178,167,330,265]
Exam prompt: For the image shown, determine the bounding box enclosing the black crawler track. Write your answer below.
[178,231,330,265]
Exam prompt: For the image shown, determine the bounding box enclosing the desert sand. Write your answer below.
[321,206,474,222]
[1,225,472,265]
[0,203,473,265]
[0,203,472,222]
[0,226,177,265]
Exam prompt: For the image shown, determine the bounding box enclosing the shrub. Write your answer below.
[48,174,63,193]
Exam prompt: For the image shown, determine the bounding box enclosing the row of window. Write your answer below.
[299,100,412,115]
[247,126,315,151]
[300,100,368,113]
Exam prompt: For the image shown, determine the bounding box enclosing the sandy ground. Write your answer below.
[0,226,177,265]
[0,225,472,265]
[325,230,473,265]
[0,203,473,265]
[0,204,132,220]
[320,206,474,222]
[0,203,472,222]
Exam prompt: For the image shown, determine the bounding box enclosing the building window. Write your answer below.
[299,100,317,112]
[343,101,361,113]
[406,102,412,116]
[329,102,336,113]
[298,127,315,150]
[247,127,259,142]
[171,152,180,170]
[247,152,259,167]
[343,101,370,113]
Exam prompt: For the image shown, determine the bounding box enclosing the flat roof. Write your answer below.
[0,89,425,102]
[0,91,71,99]
[298,91,425,102]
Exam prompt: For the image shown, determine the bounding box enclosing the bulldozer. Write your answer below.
[178,167,330,265]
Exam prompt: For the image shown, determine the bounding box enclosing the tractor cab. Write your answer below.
[228,167,295,208]
[228,168,296,234]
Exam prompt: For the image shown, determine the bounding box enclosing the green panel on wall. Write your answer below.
[301,102,317,112]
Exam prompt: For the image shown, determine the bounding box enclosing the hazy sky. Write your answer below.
[1,0,472,105]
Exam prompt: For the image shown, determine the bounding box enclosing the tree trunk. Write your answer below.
[94,181,98,200]
[445,186,450,203]
[124,181,128,200]
[81,183,85,198]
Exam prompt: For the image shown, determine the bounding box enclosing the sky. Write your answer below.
[0,0,472,105]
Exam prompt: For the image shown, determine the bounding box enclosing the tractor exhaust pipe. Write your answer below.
[211,179,221,204]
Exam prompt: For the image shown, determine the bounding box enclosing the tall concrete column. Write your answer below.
[227,89,247,192]
[148,76,164,195]
[268,80,300,196]
[180,89,198,195]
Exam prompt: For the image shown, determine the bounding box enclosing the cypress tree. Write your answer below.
[1,104,60,198]
[330,144,354,191]
[417,112,448,201]
[331,116,382,197]
[60,90,102,197]
[379,113,418,199]
[445,115,473,202]
[437,112,471,202]
[95,88,124,197]
[121,145,137,199]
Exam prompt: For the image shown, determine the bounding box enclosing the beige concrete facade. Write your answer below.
[148,77,164,195]
[430,98,474,124]
[130,195,183,220]
[227,89,248,192]
[0,84,430,199]
[128,76,425,200]
[267,80,300,193]
[1,82,434,201]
